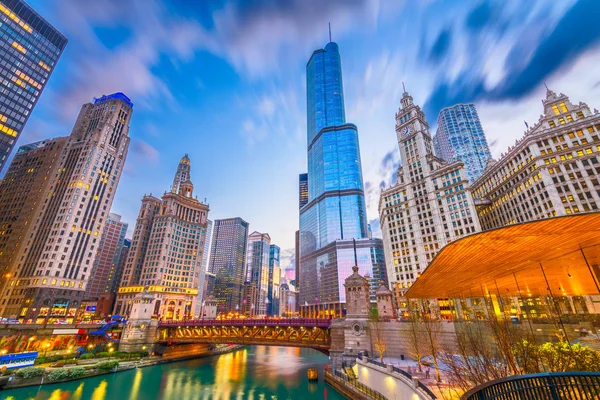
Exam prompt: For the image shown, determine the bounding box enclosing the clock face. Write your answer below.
[402,125,413,137]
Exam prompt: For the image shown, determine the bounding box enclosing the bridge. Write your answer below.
[157,318,332,352]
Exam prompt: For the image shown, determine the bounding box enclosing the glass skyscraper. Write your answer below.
[299,41,387,316]
[433,103,492,182]
[0,0,67,172]
[298,173,308,209]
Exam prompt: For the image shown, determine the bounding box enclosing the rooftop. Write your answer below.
[405,213,600,298]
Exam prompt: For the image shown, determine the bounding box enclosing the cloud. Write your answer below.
[131,138,160,164]
[423,0,600,119]
[43,0,210,120]
[429,28,452,62]
[208,0,386,76]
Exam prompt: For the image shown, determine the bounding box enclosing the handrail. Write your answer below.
[358,355,437,399]
[461,372,600,400]
[325,365,388,400]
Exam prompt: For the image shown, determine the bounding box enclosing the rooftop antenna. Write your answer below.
[353,238,358,267]
[328,22,332,42]
[402,81,406,93]
[544,82,549,90]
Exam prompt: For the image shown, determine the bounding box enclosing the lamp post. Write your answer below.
[108,348,113,360]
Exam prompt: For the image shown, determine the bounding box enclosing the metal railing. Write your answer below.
[357,354,437,399]
[461,372,600,400]
[158,318,332,328]
[325,365,387,400]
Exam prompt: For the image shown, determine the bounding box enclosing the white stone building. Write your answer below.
[378,90,481,315]
[472,89,600,228]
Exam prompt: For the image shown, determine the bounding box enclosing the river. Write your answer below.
[0,346,345,400]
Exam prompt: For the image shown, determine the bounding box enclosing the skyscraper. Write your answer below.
[0,92,133,322]
[0,0,67,172]
[86,213,128,317]
[245,231,271,316]
[379,90,481,314]
[299,40,387,317]
[209,217,249,314]
[433,104,492,182]
[114,155,210,320]
[299,173,308,208]
[194,218,213,317]
[268,244,281,316]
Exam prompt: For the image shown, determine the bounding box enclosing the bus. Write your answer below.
[0,352,38,369]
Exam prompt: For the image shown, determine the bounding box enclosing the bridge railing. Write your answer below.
[158,318,332,328]
[461,372,600,400]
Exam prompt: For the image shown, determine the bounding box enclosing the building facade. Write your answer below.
[208,217,249,314]
[0,0,67,171]
[471,89,600,229]
[86,213,128,317]
[299,40,387,316]
[378,90,481,313]
[114,155,210,321]
[0,92,133,322]
[433,104,492,182]
[195,218,212,317]
[268,244,281,316]
[245,231,270,316]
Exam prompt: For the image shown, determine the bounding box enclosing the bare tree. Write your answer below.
[407,300,425,372]
[420,299,443,382]
[369,307,388,363]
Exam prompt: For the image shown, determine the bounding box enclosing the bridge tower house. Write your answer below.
[119,291,158,353]
[330,265,373,368]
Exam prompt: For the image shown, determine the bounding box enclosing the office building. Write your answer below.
[114,155,210,320]
[268,244,281,316]
[244,231,270,316]
[0,0,67,171]
[86,213,127,317]
[299,39,387,316]
[194,219,212,317]
[279,281,297,317]
[471,88,600,229]
[208,217,249,314]
[378,90,481,311]
[0,92,133,322]
[433,104,492,182]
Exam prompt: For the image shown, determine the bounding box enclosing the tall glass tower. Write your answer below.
[433,104,492,182]
[0,0,67,172]
[299,41,386,316]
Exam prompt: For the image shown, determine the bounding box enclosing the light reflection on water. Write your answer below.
[1,346,345,400]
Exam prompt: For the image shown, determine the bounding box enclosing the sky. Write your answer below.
[11,0,600,271]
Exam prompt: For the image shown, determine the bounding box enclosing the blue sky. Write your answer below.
[14,0,600,270]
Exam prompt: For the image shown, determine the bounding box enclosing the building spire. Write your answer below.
[402,81,406,94]
[328,22,332,42]
[172,154,191,194]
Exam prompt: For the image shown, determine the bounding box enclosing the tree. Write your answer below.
[370,307,388,363]
[407,300,425,372]
[420,299,443,382]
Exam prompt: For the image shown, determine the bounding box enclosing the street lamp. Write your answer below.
[108,348,113,360]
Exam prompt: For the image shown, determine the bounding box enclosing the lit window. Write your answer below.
[559,118,565,125]
[560,102,568,113]
[552,105,560,115]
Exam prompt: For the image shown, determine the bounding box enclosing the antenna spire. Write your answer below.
[402,81,406,93]
[544,82,549,90]
[328,22,332,42]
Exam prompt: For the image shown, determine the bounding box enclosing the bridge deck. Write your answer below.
[158,318,332,329]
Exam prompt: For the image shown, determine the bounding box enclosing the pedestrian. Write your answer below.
[425,365,430,379]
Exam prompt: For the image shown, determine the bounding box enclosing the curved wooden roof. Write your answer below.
[405,213,600,298]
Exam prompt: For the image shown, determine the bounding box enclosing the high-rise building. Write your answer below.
[471,89,600,229]
[299,40,387,316]
[245,231,271,316]
[86,213,127,317]
[0,92,133,322]
[114,155,210,320]
[279,282,297,317]
[433,104,492,182]
[209,217,249,314]
[268,244,281,316]
[378,90,481,313]
[194,219,213,318]
[0,0,67,172]
[299,173,308,208]
[118,195,161,287]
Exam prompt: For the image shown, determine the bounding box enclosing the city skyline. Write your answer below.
[4,0,600,270]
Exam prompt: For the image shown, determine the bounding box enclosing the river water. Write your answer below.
[1,346,345,400]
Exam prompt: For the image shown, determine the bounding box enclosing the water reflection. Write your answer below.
[1,346,344,400]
